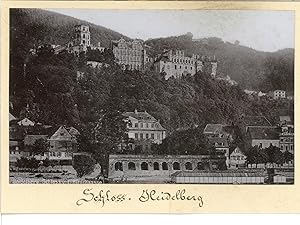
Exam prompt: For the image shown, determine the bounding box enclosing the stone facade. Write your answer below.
[111,39,152,71]
[68,25,91,54]
[153,49,217,79]
[108,154,227,183]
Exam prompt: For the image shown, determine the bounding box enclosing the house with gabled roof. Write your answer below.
[123,110,166,152]
[9,112,16,121]
[17,117,35,126]
[47,126,78,162]
[247,126,280,149]
[228,146,247,169]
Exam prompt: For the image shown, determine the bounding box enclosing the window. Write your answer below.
[140,133,143,139]
[281,145,284,150]
[146,123,149,128]
[173,162,180,170]
[135,133,138,139]
[185,162,193,170]
[157,133,161,140]
[291,145,293,150]
[141,162,149,170]
[83,34,85,38]
[197,162,204,170]
[140,123,143,128]
[162,162,168,170]
[82,40,85,44]
[286,146,288,151]
[175,65,177,70]
[151,123,154,128]
[128,162,136,170]
[151,133,155,139]
[153,162,160,170]
[135,123,138,128]
[146,133,149,139]
[115,162,123,171]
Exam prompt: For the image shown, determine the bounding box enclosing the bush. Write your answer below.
[16,157,39,169]
[72,153,96,178]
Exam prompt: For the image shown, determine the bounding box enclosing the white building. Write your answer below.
[123,110,166,145]
[228,147,247,169]
[273,90,286,99]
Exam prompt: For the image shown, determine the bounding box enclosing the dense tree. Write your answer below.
[32,139,49,156]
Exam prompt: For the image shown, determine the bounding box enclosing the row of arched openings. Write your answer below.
[114,161,205,171]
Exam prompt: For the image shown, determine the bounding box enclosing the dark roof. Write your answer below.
[208,137,229,147]
[243,116,272,127]
[123,111,157,122]
[24,135,48,146]
[248,127,280,140]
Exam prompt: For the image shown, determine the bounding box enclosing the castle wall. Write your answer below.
[154,50,217,79]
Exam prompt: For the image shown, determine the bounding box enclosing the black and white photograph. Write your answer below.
[9,8,294,184]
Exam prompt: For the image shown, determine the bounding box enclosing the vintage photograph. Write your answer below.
[9,8,294,184]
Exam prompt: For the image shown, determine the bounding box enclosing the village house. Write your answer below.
[47,126,78,163]
[228,147,247,169]
[279,115,292,126]
[17,117,35,126]
[240,115,273,133]
[9,121,24,166]
[273,90,286,99]
[247,127,280,149]
[123,110,166,152]
[9,121,79,166]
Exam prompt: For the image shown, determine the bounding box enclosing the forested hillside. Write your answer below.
[9,9,294,157]
[10,8,129,47]
[145,34,294,92]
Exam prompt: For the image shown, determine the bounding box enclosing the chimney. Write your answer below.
[98,42,101,47]
[134,109,138,114]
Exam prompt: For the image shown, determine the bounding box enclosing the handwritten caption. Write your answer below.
[76,188,204,208]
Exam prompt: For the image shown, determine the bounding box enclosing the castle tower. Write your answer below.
[73,25,91,47]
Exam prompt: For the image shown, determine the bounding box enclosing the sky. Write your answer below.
[48,9,294,52]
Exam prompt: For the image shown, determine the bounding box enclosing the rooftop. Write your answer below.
[123,110,157,122]
[243,116,272,127]
[248,127,280,140]
[172,170,264,177]
[203,124,223,134]
[279,116,291,122]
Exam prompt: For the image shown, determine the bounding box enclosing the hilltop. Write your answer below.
[10,8,129,49]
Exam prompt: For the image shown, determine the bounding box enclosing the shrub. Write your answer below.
[72,153,96,178]
[16,157,39,169]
